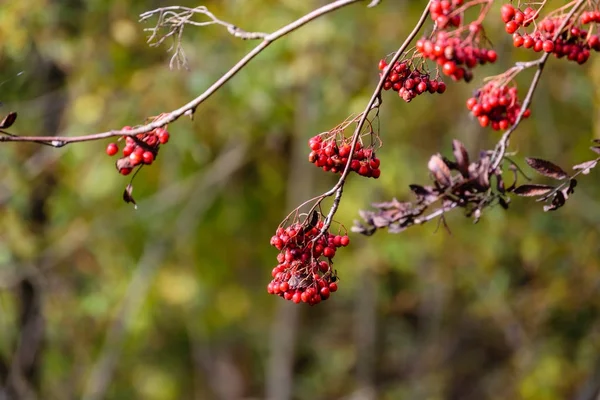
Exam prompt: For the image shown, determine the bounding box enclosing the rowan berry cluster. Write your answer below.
[581,10,600,25]
[106,126,170,175]
[416,30,498,83]
[504,4,600,63]
[429,0,463,29]
[268,220,347,305]
[502,4,539,33]
[308,134,381,178]
[378,59,447,102]
[466,83,530,129]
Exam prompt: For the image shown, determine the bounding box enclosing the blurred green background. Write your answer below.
[1,1,600,399]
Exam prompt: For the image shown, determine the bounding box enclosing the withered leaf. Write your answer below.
[123,184,137,207]
[573,159,598,175]
[512,184,555,197]
[0,112,17,129]
[428,154,452,187]
[544,191,565,212]
[525,157,568,180]
[498,197,510,209]
[452,139,470,177]
[593,139,600,144]
[116,157,133,171]
[590,146,600,155]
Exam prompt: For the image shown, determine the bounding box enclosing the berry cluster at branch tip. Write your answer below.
[308,134,381,178]
[106,126,170,175]
[504,4,600,63]
[466,82,530,130]
[417,29,497,83]
[378,60,446,102]
[268,220,348,305]
[429,0,464,29]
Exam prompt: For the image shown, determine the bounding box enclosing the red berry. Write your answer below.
[340,235,350,246]
[142,151,154,164]
[378,59,387,70]
[436,81,447,94]
[119,167,133,176]
[106,143,118,156]
[320,287,330,299]
[323,247,336,258]
[442,61,456,75]
[486,50,497,63]
[505,21,519,34]
[542,40,554,53]
[157,128,170,144]
[329,282,338,292]
[129,152,142,166]
[501,4,515,23]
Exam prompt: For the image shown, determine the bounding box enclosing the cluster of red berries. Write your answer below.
[511,16,600,62]
[502,4,538,33]
[581,10,600,25]
[106,126,170,175]
[268,220,348,305]
[378,60,447,102]
[429,0,463,29]
[308,134,381,178]
[416,31,497,83]
[466,83,530,129]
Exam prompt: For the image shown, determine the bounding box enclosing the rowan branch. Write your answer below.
[0,0,365,146]
[490,0,588,171]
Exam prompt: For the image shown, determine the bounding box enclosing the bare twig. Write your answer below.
[0,0,365,146]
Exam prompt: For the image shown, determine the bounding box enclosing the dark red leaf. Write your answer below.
[525,157,568,180]
[0,112,17,129]
[512,184,555,197]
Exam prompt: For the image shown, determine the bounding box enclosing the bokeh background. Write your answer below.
[1,1,600,399]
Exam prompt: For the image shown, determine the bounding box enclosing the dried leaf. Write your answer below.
[573,159,598,175]
[0,112,17,129]
[525,157,568,180]
[116,157,133,171]
[590,146,600,155]
[512,184,555,197]
[498,197,510,209]
[452,139,470,177]
[543,191,565,212]
[123,184,137,207]
[428,154,452,187]
[477,157,490,189]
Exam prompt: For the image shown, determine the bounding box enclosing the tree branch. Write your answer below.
[0,0,365,146]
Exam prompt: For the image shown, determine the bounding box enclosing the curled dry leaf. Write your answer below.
[512,184,555,197]
[525,157,568,180]
[452,139,470,178]
[0,112,17,129]
[573,159,598,175]
[590,146,600,155]
[123,184,137,207]
[428,154,452,187]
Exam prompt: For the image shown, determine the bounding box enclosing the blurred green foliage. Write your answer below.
[1,0,600,399]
